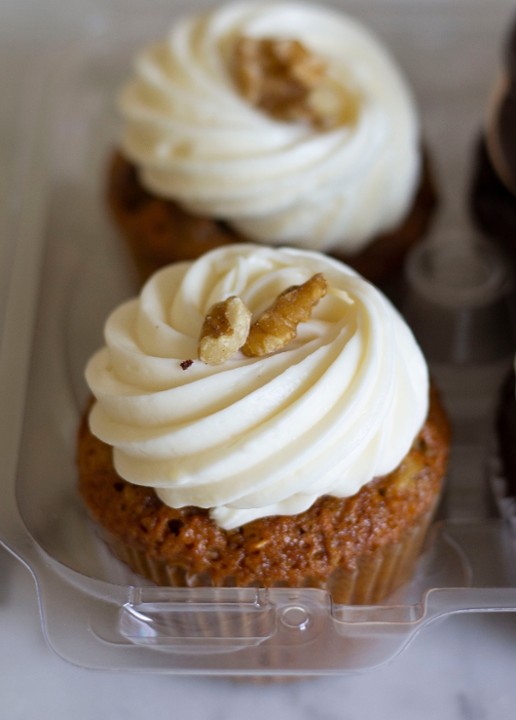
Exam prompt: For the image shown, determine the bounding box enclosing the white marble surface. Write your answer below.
[2,0,516,717]
[1,544,516,720]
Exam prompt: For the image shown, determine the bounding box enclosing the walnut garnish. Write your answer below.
[242,273,328,357]
[233,36,359,129]
[234,37,326,125]
[198,296,252,365]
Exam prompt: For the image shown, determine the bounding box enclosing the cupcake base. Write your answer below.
[106,148,438,287]
[77,386,450,605]
[101,505,436,605]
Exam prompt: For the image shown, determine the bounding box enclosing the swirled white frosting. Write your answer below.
[118,1,421,254]
[85,245,429,529]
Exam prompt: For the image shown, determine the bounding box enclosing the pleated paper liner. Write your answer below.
[100,505,433,604]
[86,503,436,681]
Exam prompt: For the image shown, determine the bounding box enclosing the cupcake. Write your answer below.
[470,15,516,258]
[107,1,437,286]
[77,244,450,604]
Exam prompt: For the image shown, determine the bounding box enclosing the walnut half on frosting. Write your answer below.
[198,296,252,365]
[198,274,329,363]
[242,273,328,357]
[233,36,359,129]
[234,36,325,125]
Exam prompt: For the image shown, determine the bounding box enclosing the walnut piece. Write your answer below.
[198,296,252,365]
[242,273,328,357]
[234,37,327,125]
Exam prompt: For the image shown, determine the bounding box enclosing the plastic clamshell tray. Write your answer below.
[2,0,516,677]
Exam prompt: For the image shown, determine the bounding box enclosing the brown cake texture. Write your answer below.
[106,148,438,288]
[77,385,450,604]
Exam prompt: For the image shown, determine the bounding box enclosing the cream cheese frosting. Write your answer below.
[117,1,421,255]
[85,245,429,530]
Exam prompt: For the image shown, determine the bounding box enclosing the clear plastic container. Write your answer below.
[2,0,516,678]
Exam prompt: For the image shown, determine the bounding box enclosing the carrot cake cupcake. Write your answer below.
[77,244,450,604]
[107,1,437,285]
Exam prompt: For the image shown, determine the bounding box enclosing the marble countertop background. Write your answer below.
[1,1,516,718]
[1,544,516,720]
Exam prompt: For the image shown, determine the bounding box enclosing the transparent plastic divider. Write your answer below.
[2,519,509,674]
[0,45,55,570]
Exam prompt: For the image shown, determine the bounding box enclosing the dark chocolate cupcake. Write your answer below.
[497,367,516,498]
[470,16,516,256]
